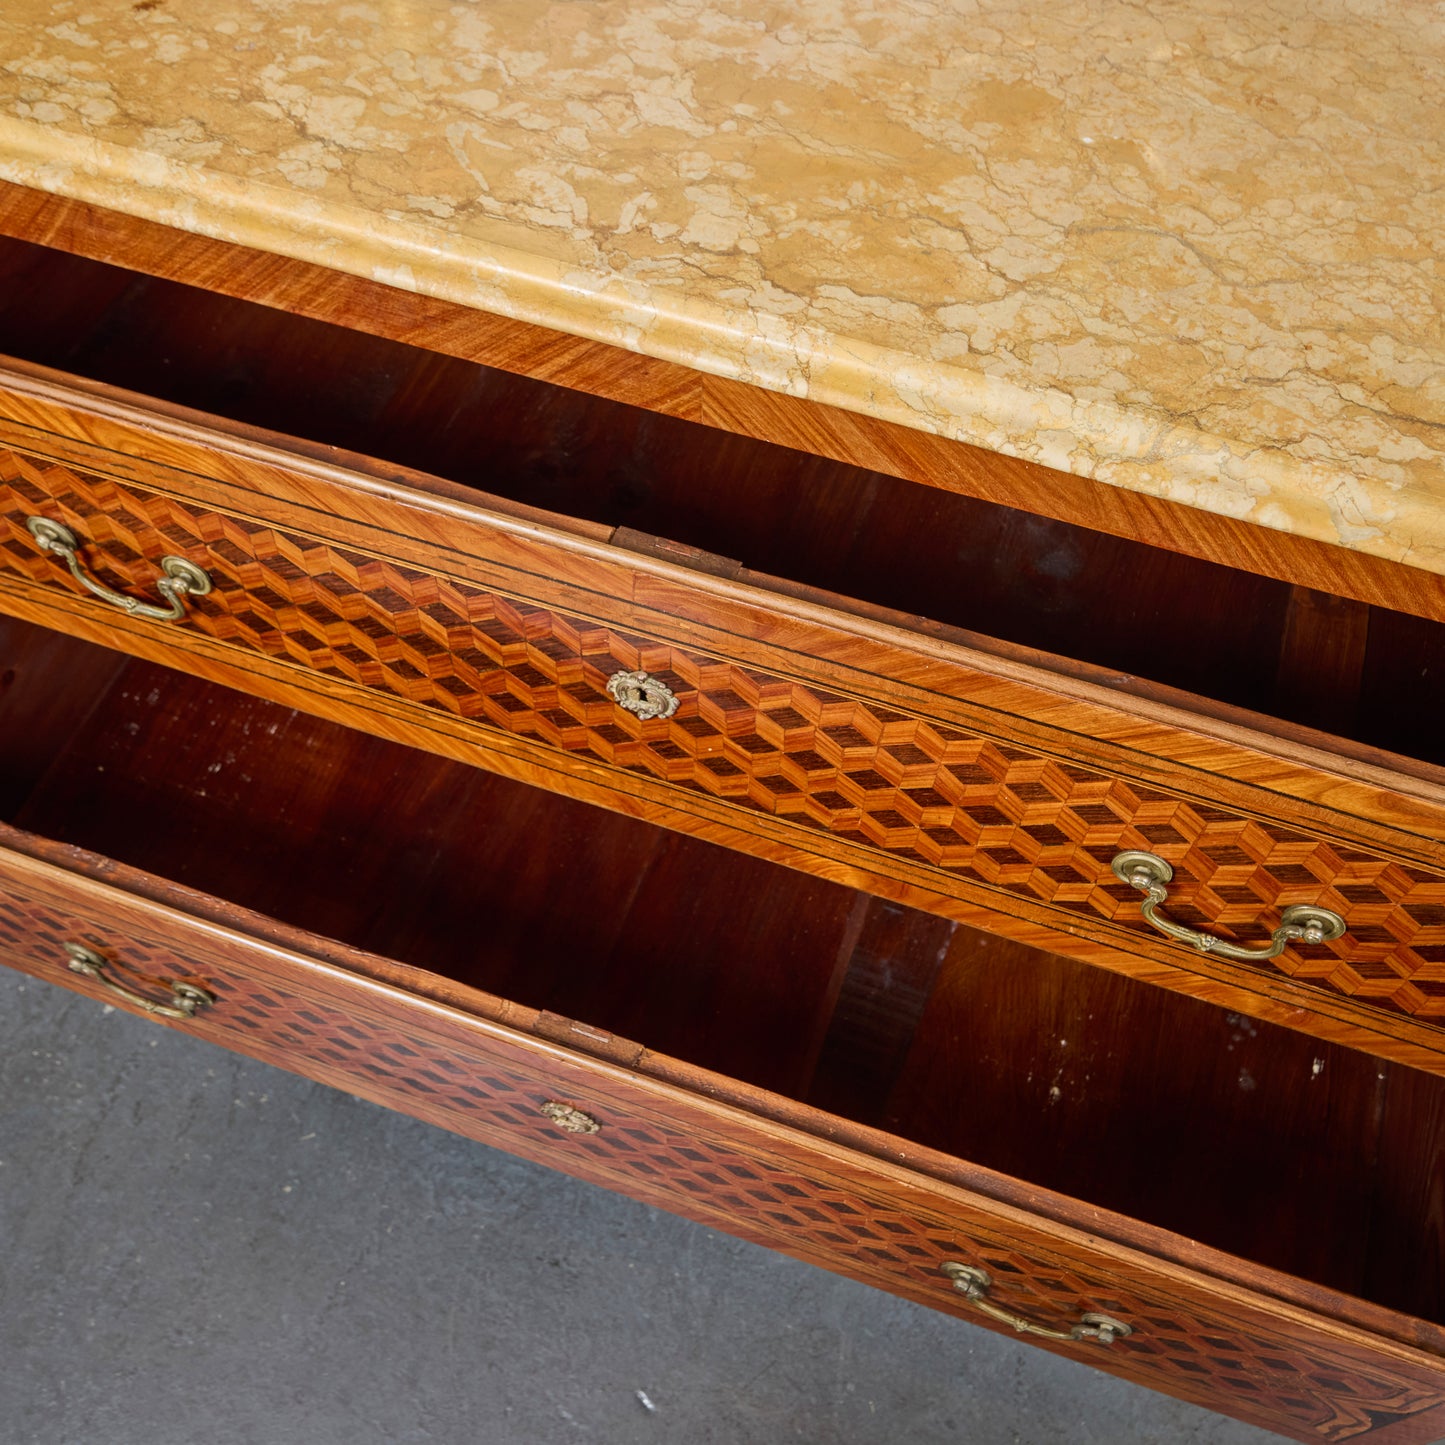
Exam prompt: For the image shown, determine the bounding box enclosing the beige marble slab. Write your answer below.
[0,0,1441,570]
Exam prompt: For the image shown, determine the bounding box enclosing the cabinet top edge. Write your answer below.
[0,0,1440,574]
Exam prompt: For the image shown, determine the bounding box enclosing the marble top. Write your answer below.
[0,0,1441,571]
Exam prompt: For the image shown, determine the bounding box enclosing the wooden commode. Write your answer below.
[0,178,1442,1442]
[2,2,1444,1432]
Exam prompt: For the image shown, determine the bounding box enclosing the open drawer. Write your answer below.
[0,238,1442,1075]
[2,616,1445,1443]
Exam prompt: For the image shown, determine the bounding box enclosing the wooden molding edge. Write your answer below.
[6,346,1443,818]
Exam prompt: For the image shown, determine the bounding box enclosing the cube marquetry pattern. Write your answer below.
[3,448,1445,1023]
[0,877,1440,1442]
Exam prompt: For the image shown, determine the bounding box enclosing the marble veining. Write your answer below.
[0,0,1441,569]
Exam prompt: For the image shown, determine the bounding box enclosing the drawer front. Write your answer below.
[2,371,1445,1074]
[1,835,1444,1444]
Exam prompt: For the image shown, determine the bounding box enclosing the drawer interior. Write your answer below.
[1,237,1443,768]
[5,614,1443,1330]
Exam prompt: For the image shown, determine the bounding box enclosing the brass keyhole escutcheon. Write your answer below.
[605,670,679,722]
[539,1101,602,1135]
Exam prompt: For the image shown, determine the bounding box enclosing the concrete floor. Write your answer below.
[0,966,1286,1445]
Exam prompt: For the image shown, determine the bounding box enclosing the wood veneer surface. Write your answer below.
[3,235,1443,764]
[3,630,855,1101]
[4,615,1445,1328]
[6,350,1445,1091]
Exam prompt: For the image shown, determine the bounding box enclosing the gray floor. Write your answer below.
[0,967,1285,1445]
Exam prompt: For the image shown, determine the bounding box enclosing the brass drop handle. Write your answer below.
[606,669,679,721]
[27,516,212,622]
[1111,850,1346,962]
[941,1263,1132,1345]
[64,942,215,1020]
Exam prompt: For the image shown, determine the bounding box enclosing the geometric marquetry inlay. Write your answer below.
[0,867,1441,1442]
[3,446,1445,1022]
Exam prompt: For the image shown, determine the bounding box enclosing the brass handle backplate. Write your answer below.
[605,669,679,721]
[64,942,214,1020]
[539,1100,601,1135]
[27,516,212,622]
[1111,850,1346,963]
[941,1263,1132,1345]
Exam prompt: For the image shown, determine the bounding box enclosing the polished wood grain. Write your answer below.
[0,357,1438,823]
[0,232,1319,738]
[1,363,1443,1075]
[1,180,1440,625]
[0,612,126,814]
[806,899,955,1126]
[2,228,1442,760]
[697,371,1445,629]
[1360,609,1445,771]
[0,183,696,417]
[0,252,1438,771]
[16,567,1445,1091]
[3,625,1444,1331]
[1,820,1445,1442]
[1276,587,1373,743]
[0,638,1437,1342]
[11,656,865,1101]
[883,923,1416,1313]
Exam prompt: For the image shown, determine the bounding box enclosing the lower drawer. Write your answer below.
[3,618,1445,1443]
[8,837,1445,1443]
